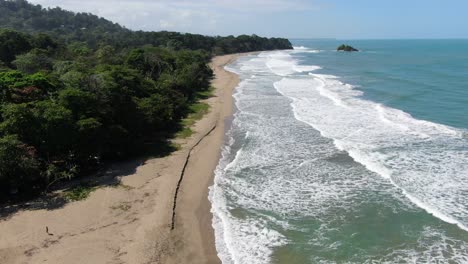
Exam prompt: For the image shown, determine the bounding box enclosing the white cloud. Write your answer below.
[204,0,314,12]
[27,0,316,35]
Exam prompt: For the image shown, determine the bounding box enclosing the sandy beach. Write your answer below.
[0,53,245,264]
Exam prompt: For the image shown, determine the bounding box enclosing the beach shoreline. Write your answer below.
[161,53,245,264]
[0,53,247,264]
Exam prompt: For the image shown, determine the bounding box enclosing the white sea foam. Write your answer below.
[212,54,400,263]
[262,51,322,76]
[293,46,308,50]
[273,65,468,232]
[211,50,468,263]
[264,52,298,76]
[210,66,288,263]
[209,128,288,264]
[210,179,287,264]
[293,46,323,53]
[304,50,322,53]
[294,65,322,73]
[366,226,468,263]
[293,50,322,54]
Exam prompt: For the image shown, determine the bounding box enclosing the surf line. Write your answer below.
[171,121,218,230]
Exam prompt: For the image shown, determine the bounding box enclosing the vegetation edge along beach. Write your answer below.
[0,51,246,264]
[0,0,291,263]
[0,0,292,198]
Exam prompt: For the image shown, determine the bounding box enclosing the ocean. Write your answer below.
[209,39,468,263]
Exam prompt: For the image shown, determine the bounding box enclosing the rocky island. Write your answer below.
[337,44,359,52]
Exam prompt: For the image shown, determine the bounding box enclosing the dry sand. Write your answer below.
[0,53,247,264]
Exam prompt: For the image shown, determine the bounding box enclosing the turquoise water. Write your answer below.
[209,40,468,263]
[293,39,468,129]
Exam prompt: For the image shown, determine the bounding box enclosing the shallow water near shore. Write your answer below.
[210,40,468,263]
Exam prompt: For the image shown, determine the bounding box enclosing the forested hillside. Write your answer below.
[0,0,292,53]
[0,0,292,198]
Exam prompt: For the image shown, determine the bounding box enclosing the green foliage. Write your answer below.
[176,127,194,139]
[63,185,96,201]
[0,29,32,65]
[177,103,210,139]
[0,0,292,198]
[0,103,37,141]
[95,45,117,64]
[0,1,292,53]
[45,163,77,187]
[0,70,55,104]
[58,88,97,119]
[13,48,53,74]
[34,100,74,157]
[32,33,58,50]
[68,42,92,56]
[187,103,210,124]
[136,94,174,128]
[0,135,40,193]
[196,86,215,99]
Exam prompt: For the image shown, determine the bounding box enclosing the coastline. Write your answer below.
[0,53,247,264]
[157,53,244,264]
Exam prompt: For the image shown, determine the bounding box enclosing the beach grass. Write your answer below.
[176,88,213,139]
[63,185,97,201]
[196,86,216,99]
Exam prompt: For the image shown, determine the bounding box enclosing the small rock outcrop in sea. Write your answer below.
[337,44,359,52]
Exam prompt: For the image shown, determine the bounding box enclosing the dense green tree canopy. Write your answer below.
[0,0,292,198]
[0,33,217,196]
[0,0,292,53]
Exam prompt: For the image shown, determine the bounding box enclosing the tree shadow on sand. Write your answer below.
[0,138,181,220]
[0,144,174,221]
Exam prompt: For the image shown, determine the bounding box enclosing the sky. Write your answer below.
[28,0,468,39]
